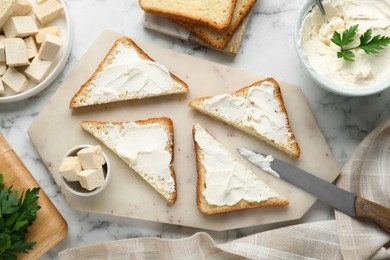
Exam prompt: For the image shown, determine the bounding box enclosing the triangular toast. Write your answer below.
[70,37,188,108]
[81,117,177,204]
[192,123,288,214]
[189,78,300,158]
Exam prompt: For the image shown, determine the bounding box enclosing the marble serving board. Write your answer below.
[28,30,340,231]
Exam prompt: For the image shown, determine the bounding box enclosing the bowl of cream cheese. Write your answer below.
[294,0,390,96]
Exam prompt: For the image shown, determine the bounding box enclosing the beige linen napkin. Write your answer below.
[59,120,390,260]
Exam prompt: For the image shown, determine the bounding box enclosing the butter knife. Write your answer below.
[237,148,390,234]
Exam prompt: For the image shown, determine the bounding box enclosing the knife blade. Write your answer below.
[237,147,390,233]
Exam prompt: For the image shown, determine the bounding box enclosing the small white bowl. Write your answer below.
[294,0,390,96]
[61,144,111,197]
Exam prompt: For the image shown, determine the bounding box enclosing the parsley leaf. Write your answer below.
[0,173,40,258]
[331,24,358,47]
[337,50,355,62]
[360,33,390,54]
[331,24,390,61]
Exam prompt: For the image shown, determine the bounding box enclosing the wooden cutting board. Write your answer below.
[0,134,67,259]
[28,30,340,231]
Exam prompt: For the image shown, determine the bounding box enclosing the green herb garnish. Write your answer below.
[331,24,390,62]
[0,174,40,259]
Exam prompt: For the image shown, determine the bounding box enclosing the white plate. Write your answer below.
[0,0,72,103]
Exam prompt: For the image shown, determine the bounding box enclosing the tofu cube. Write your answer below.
[2,66,28,93]
[13,1,33,16]
[38,34,61,61]
[24,36,38,59]
[4,38,29,66]
[0,79,5,95]
[0,36,6,63]
[77,167,105,191]
[0,64,6,76]
[3,16,39,38]
[35,26,60,45]
[0,0,18,28]
[77,145,106,169]
[33,0,63,26]
[23,56,52,83]
[59,156,82,182]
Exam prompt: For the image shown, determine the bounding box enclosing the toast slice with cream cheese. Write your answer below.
[192,123,288,214]
[189,78,300,158]
[70,37,188,108]
[80,117,177,204]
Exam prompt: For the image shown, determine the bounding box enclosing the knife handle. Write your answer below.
[355,196,390,233]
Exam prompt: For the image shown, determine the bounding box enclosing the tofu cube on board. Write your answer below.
[38,34,62,61]
[2,66,28,93]
[78,167,105,191]
[4,38,29,66]
[77,145,106,169]
[3,16,38,38]
[24,56,52,83]
[33,0,64,25]
[59,156,82,182]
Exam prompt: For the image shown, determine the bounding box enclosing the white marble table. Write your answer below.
[0,0,389,258]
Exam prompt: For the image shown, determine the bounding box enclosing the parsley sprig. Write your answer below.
[0,174,40,259]
[331,24,390,62]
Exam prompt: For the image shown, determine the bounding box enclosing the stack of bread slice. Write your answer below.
[139,0,257,49]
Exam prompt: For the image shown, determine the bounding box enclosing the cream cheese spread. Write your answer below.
[101,122,175,195]
[194,124,280,206]
[300,0,390,87]
[201,81,291,147]
[236,148,280,178]
[86,43,177,103]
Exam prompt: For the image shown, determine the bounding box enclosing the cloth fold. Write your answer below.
[59,120,390,260]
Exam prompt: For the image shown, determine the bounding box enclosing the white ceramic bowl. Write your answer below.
[61,145,111,197]
[294,0,390,96]
[0,0,72,103]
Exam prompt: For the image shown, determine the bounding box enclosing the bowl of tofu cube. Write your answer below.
[0,0,72,103]
[59,144,111,196]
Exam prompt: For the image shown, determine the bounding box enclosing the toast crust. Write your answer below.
[192,124,288,215]
[81,117,177,204]
[189,78,301,158]
[139,0,237,32]
[70,37,189,108]
[173,0,256,49]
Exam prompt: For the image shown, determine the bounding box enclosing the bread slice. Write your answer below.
[189,78,301,158]
[80,117,177,204]
[70,37,189,108]
[139,0,236,32]
[173,0,256,49]
[193,123,288,214]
